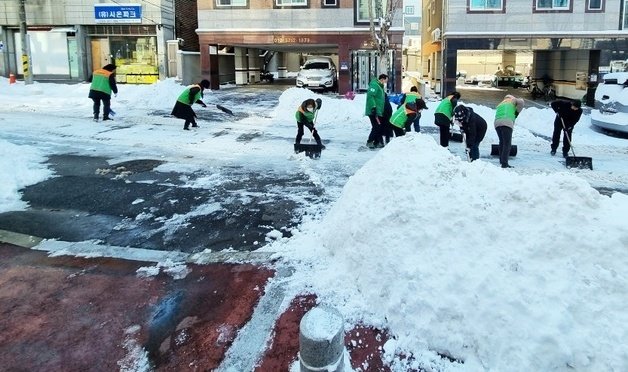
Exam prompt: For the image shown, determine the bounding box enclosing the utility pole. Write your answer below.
[19,0,32,84]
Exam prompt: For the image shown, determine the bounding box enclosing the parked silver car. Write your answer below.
[591,72,628,134]
[296,57,338,92]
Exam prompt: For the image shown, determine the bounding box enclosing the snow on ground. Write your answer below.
[1,77,628,370]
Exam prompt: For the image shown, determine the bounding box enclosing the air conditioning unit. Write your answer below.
[431,28,441,42]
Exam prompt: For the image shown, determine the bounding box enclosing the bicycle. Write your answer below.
[542,82,556,101]
[528,80,543,99]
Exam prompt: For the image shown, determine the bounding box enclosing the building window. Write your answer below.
[405,5,414,14]
[276,0,307,5]
[536,0,570,10]
[587,0,603,9]
[323,0,338,6]
[585,0,604,12]
[624,0,628,29]
[356,0,384,23]
[216,0,247,6]
[469,0,504,11]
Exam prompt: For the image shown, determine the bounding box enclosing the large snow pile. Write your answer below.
[269,134,628,371]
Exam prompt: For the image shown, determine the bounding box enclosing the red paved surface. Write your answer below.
[0,243,274,371]
[0,242,393,371]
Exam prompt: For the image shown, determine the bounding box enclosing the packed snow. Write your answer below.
[1,77,628,371]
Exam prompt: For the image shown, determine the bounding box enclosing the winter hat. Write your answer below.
[415,98,428,111]
[453,105,468,121]
[200,79,210,89]
[103,64,116,72]
[572,100,582,109]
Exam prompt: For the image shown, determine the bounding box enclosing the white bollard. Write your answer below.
[299,306,345,372]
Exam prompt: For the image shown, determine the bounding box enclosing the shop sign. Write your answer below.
[94,4,142,24]
[273,35,311,44]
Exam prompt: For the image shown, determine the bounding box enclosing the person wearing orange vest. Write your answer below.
[88,64,118,122]
[171,80,210,130]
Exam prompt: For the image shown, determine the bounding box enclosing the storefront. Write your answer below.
[89,4,160,84]
[87,25,160,84]
[0,1,174,83]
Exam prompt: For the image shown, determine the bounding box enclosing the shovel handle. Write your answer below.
[559,117,577,158]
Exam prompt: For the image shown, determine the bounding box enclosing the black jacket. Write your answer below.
[459,108,487,146]
[551,100,582,128]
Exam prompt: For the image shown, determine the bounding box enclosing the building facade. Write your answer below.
[422,0,628,101]
[194,0,404,93]
[0,0,175,83]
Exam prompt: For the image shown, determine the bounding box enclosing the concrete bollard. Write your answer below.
[299,306,345,372]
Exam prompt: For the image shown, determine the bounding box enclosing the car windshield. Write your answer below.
[303,62,329,70]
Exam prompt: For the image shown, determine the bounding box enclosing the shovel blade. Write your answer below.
[216,104,234,116]
[490,144,518,157]
[566,156,593,170]
[294,143,323,159]
[449,132,463,142]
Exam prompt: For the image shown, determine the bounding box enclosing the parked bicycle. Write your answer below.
[542,82,556,101]
[528,79,557,101]
[528,80,543,99]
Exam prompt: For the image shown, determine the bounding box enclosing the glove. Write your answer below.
[316,98,322,110]
[370,108,377,116]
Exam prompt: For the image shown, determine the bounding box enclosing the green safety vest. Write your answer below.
[390,103,417,128]
[90,69,112,95]
[435,95,455,119]
[177,85,202,105]
[404,92,421,103]
[495,99,517,121]
[295,106,316,123]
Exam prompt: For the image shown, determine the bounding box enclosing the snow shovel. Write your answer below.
[216,104,234,116]
[560,118,592,170]
[490,144,518,157]
[449,125,463,142]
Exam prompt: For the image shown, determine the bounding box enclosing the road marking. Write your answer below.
[0,229,275,264]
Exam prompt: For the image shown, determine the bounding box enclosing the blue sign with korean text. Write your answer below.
[94,4,142,24]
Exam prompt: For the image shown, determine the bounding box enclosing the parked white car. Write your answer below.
[591,72,628,134]
[296,57,338,92]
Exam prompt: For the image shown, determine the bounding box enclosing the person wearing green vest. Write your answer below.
[434,91,461,147]
[171,80,210,130]
[494,94,524,168]
[364,74,388,149]
[295,98,324,148]
[88,64,118,122]
[389,98,428,137]
[400,86,423,133]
